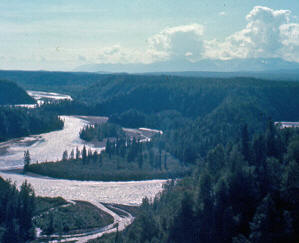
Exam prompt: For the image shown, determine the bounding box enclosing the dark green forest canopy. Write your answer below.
[110,126,299,243]
[0,177,35,243]
[0,80,35,105]
[0,107,63,142]
[0,70,105,93]
[1,71,299,123]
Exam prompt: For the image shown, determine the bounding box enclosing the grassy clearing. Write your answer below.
[34,200,114,236]
[103,203,139,217]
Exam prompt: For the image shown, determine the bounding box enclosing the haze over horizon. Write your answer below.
[0,1,298,72]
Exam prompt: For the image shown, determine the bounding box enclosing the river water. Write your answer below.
[0,91,166,206]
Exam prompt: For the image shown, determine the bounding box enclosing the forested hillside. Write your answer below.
[0,70,105,93]
[0,107,64,142]
[104,124,299,243]
[74,75,299,163]
[0,80,35,105]
[34,74,299,165]
[75,76,299,120]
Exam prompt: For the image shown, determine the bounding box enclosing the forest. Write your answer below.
[104,123,299,243]
[27,137,188,181]
[0,80,64,142]
[0,79,35,105]
[0,107,64,142]
[0,178,35,242]
[79,123,125,142]
[0,71,299,242]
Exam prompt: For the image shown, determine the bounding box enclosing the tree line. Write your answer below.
[27,134,188,181]
[79,123,125,142]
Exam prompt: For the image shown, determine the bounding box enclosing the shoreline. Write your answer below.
[0,167,172,184]
[0,168,55,179]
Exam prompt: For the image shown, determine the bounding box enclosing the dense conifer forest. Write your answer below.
[0,107,64,142]
[0,178,35,242]
[0,80,64,142]
[0,80,35,105]
[27,137,188,181]
[79,123,125,142]
[102,124,299,243]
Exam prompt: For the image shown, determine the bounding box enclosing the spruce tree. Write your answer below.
[23,150,31,173]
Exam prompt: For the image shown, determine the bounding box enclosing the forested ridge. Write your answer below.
[0,80,35,105]
[0,107,64,142]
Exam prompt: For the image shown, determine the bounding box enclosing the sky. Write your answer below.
[0,0,298,71]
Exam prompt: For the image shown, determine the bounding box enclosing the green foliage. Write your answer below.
[27,139,189,181]
[0,177,36,242]
[112,126,299,243]
[0,80,35,105]
[23,150,31,172]
[0,106,64,142]
[80,122,125,142]
[34,201,113,235]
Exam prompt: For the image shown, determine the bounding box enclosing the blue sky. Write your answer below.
[0,0,298,70]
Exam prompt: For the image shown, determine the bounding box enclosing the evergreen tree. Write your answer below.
[82,145,87,163]
[70,149,75,160]
[75,146,80,160]
[62,150,68,161]
[23,150,31,172]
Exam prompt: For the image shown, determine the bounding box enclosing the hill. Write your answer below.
[74,58,299,74]
[0,80,35,105]
[0,70,105,93]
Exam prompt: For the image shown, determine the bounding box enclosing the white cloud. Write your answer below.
[147,23,205,62]
[45,6,299,67]
[280,23,299,62]
[17,5,296,69]
[205,6,299,62]
[91,6,299,65]
[86,23,206,65]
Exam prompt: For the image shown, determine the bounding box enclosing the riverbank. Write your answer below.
[1,168,54,179]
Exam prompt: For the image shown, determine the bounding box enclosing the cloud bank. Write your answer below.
[90,6,299,65]
[205,6,299,62]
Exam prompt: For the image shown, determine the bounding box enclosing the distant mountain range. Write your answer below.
[74,58,299,79]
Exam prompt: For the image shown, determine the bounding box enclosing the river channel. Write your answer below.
[0,91,166,205]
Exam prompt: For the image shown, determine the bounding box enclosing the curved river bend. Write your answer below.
[0,91,165,204]
[0,114,165,205]
[0,91,166,241]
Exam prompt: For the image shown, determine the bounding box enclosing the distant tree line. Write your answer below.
[79,123,125,142]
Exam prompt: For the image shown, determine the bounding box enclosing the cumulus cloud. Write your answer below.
[147,23,205,62]
[85,6,299,65]
[280,23,299,62]
[205,6,299,62]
